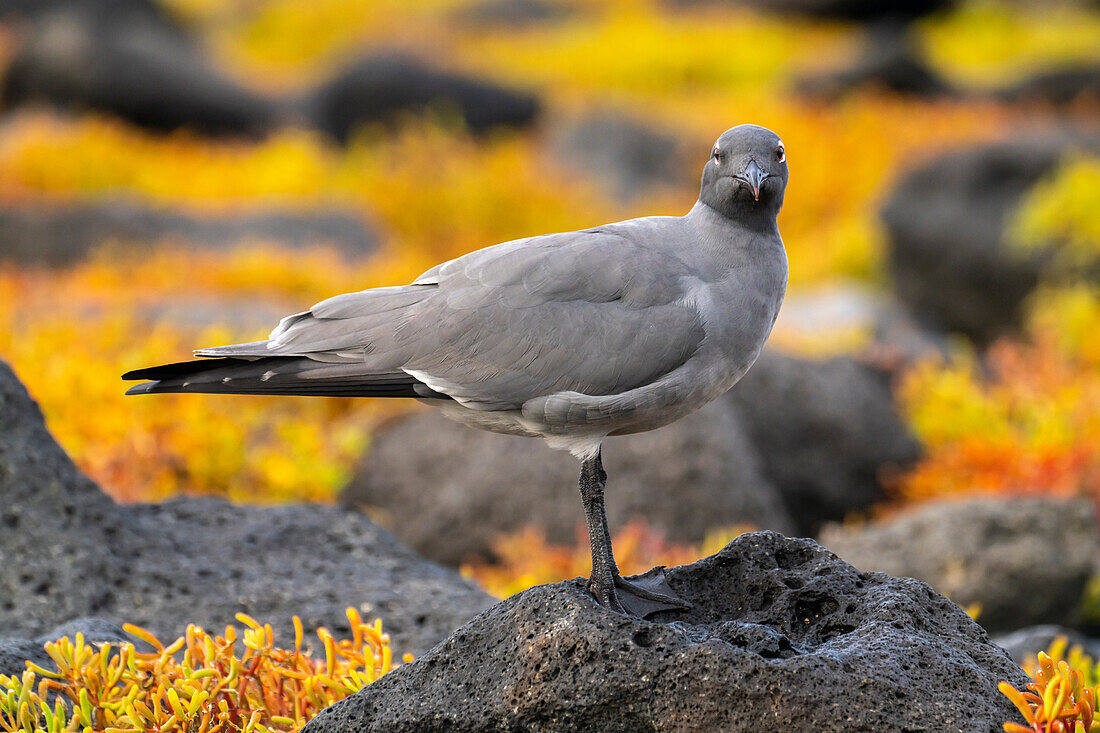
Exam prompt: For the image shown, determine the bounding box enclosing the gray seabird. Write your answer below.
[124,124,789,617]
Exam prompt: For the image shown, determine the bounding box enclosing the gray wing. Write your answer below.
[219,226,705,409]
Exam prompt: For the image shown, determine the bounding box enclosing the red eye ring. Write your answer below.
[712,145,721,160]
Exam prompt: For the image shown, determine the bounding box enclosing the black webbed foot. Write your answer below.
[588,567,691,618]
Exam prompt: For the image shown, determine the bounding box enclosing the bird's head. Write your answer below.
[699,124,787,221]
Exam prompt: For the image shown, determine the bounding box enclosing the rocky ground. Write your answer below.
[821,496,1100,633]
[0,359,491,658]
[304,532,1028,732]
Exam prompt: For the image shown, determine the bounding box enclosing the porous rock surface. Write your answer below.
[304,532,1028,732]
[343,349,919,563]
[821,496,1100,633]
[0,359,491,658]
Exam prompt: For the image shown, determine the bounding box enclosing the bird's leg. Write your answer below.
[578,450,625,613]
[578,449,691,618]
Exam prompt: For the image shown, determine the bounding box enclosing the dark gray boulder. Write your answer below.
[723,0,955,21]
[344,399,794,565]
[795,22,955,100]
[881,131,1100,342]
[548,110,687,202]
[0,618,141,678]
[0,0,187,39]
[727,350,921,535]
[997,65,1100,107]
[343,349,919,563]
[304,531,1028,732]
[308,54,539,145]
[0,200,377,266]
[0,639,53,680]
[820,497,1100,633]
[453,0,571,28]
[0,359,491,658]
[0,8,279,137]
[993,625,1100,666]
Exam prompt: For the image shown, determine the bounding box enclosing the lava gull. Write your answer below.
[124,124,790,617]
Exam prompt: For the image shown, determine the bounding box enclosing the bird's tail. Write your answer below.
[122,356,449,399]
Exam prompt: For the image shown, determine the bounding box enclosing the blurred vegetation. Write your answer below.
[463,522,749,599]
[897,285,1100,506]
[899,150,1100,509]
[0,608,407,733]
[1013,156,1100,273]
[0,0,1098,593]
[921,1,1100,85]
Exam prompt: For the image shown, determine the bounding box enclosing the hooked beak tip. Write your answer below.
[738,160,766,203]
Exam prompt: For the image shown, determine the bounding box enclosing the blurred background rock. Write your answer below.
[0,0,1098,649]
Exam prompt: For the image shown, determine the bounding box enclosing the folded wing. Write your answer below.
[126,227,706,406]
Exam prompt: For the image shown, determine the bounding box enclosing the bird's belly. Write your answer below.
[420,398,541,438]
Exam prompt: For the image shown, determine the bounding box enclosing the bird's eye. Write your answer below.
[712,145,721,161]
[776,145,785,163]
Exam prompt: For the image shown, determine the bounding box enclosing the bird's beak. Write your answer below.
[738,160,766,202]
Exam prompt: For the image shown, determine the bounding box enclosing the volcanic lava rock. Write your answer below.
[0,359,491,658]
[997,65,1100,107]
[728,0,955,21]
[454,0,570,28]
[821,497,1100,633]
[0,7,279,137]
[993,625,1100,667]
[0,0,185,37]
[881,131,1100,342]
[0,201,377,266]
[304,532,1028,732]
[549,110,687,201]
[796,22,955,100]
[726,350,921,535]
[308,54,539,145]
[0,619,142,678]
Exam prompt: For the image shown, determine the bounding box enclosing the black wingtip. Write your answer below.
[122,358,239,382]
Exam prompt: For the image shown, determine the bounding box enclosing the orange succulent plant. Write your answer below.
[0,608,407,733]
[1000,642,1099,733]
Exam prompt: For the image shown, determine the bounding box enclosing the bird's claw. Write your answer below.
[587,578,629,615]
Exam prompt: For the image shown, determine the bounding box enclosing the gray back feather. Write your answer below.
[240,225,707,408]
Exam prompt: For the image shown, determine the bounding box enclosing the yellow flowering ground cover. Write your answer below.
[0,608,409,733]
[898,285,1100,506]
